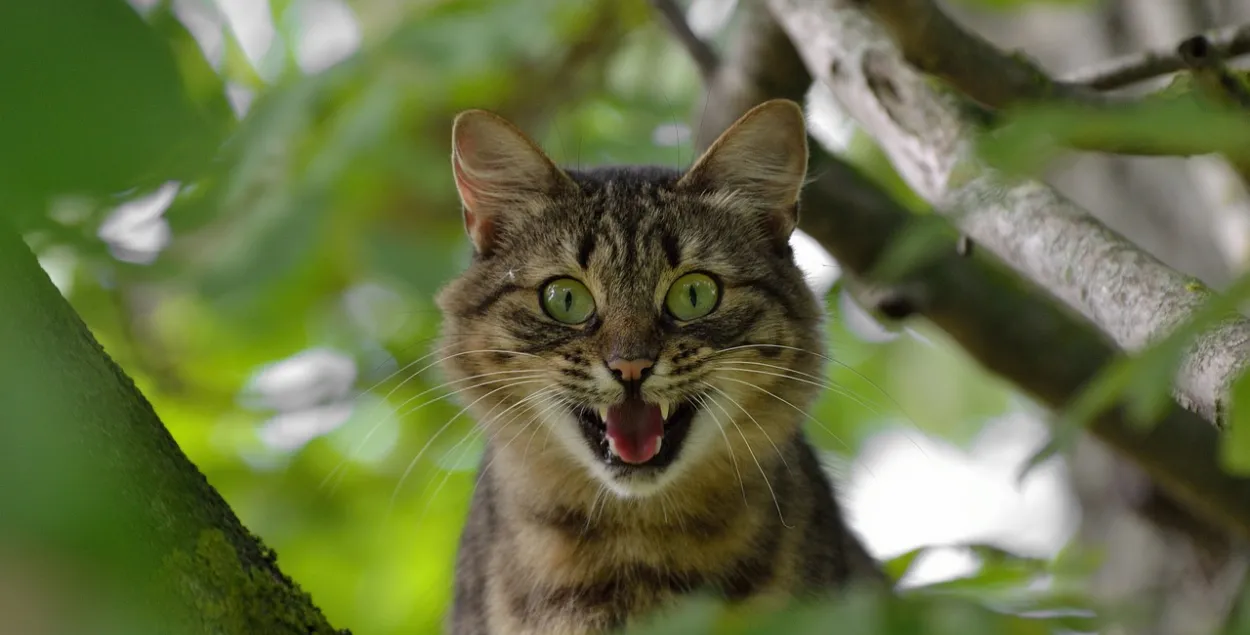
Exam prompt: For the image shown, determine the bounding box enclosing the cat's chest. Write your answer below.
[487,519,793,635]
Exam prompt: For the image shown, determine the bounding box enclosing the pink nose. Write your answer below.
[607,358,654,382]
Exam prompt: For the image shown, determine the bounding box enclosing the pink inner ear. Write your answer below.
[452,151,480,213]
[452,151,494,250]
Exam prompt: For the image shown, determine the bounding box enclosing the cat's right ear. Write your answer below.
[676,99,808,238]
[451,110,573,254]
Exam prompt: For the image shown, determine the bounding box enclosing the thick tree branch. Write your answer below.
[0,222,343,634]
[766,0,1250,430]
[1067,23,1250,90]
[798,160,1250,542]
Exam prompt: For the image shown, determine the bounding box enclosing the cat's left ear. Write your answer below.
[677,99,808,237]
[451,110,574,254]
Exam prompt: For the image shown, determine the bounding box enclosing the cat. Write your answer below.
[436,99,882,635]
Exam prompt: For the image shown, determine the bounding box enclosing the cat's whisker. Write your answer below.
[708,363,887,418]
[660,490,686,532]
[699,381,791,474]
[702,391,791,529]
[387,348,543,400]
[357,339,458,399]
[586,484,608,534]
[710,343,909,418]
[413,388,560,529]
[468,396,570,506]
[713,375,856,456]
[715,360,861,393]
[386,378,549,517]
[419,386,561,498]
[320,370,548,494]
[320,339,464,488]
[521,395,568,465]
[711,366,930,464]
[693,393,747,508]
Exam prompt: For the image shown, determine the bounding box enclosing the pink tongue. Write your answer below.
[604,399,664,464]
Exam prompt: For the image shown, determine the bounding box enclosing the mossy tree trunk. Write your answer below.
[0,222,345,635]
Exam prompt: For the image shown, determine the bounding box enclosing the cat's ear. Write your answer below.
[451,110,573,253]
[677,99,808,236]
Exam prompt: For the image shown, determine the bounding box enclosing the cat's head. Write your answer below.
[436,100,824,498]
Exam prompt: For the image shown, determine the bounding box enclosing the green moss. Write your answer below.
[159,529,350,635]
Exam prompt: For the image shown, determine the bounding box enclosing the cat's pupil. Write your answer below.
[563,291,573,312]
[688,286,698,307]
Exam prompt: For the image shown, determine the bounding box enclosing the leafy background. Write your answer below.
[13,0,1233,632]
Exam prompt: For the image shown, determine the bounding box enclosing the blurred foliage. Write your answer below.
[13,0,1238,633]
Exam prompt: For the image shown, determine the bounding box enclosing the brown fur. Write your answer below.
[437,101,883,635]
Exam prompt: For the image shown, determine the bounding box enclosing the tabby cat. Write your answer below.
[436,99,882,635]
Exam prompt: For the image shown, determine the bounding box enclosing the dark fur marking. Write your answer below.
[727,278,805,322]
[719,527,782,600]
[528,504,601,541]
[463,282,525,317]
[535,563,702,614]
[661,232,681,268]
[577,232,596,269]
[559,366,593,381]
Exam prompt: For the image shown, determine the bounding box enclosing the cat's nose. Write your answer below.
[607,357,654,384]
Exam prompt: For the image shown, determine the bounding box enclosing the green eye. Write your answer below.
[541,278,596,324]
[665,273,720,321]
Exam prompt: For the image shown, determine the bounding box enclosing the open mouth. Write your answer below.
[576,399,697,469]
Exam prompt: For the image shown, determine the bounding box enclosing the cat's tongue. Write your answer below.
[604,399,664,464]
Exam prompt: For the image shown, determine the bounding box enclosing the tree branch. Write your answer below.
[767,0,1250,430]
[1066,23,1250,90]
[0,221,344,634]
[690,0,811,150]
[847,0,1100,108]
[649,0,719,81]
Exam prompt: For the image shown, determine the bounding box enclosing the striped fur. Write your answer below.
[438,101,883,634]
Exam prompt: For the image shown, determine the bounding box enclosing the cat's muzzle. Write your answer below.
[576,399,697,471]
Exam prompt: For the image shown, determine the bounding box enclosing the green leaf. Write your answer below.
[882,547,927,582]
[979,94,1250,176]
[1223,367,1250,474]
[0,0,228,201]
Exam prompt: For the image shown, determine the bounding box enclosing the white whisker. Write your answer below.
[700,381,790,474]
[712,375,855,455]
[387,378,548,516]
[710,343,909,417]
[694,393,747,507]
[702,391,791,528]
[708,363,885,418]
[321,368,548,492]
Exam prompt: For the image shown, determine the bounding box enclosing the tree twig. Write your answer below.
[1179,35,1250,109]
[846,0,1100,108]
[649,0,719,81]
[1066,23,1250,90]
